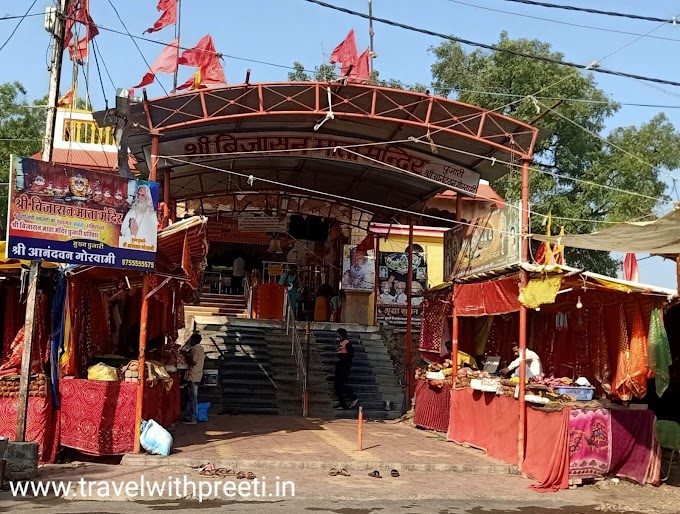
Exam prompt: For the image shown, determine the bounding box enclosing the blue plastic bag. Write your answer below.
[140,419,173,456]
[197,402,211,422]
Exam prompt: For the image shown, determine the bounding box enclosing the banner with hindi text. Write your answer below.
[6,156,159,271]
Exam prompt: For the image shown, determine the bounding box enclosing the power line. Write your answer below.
[92,38,117,92]
[446,0,680,43]
[0,0,39,54]
[499,0,678,24]
[300,0,680,88]
[105,0,170,96]
[0,12,44,22]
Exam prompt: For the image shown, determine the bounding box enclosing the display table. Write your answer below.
[447,388,660,491]
[59,375,180,455]
[414,379,451,432]
[0,396,59,463]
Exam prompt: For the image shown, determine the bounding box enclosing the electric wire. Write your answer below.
[0,0,39,54]
[499,0,678,25]
[300,0,680,88]
[445,0,680,43]
[92,38,117,92]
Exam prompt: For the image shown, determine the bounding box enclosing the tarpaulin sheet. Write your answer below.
[454,276,520,317]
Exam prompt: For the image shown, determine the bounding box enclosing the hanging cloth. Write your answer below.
[648,307,672,397]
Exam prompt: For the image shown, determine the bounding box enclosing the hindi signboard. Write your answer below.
[158,132,481,195]
[6,156,159,271]
[444,203,520,280]
[377,251,427,323]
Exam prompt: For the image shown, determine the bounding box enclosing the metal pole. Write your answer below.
[304,322,310,417]
[373,234,380,325]
[368,0,375,73]
[518,157,532,471]
[405,218,414,405]
[452,191,462,384]
[133,274,151,453]
[173,0,182,92]
[42,0,69,163]
[357,406,364,450]
[149,134,160,182]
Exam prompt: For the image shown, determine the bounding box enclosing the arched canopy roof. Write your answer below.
[126,82,539,224]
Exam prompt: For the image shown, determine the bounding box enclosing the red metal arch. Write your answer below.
[141,82,540,160]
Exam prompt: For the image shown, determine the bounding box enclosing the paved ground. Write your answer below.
[2,415,680,512]
[122,415,516,474]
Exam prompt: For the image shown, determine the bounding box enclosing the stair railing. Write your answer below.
[243,273,253,318]
[286,299,308,416]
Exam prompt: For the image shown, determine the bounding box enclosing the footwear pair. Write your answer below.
[329,468,351,476]
[368,469,400,478]
[182,419,197,425]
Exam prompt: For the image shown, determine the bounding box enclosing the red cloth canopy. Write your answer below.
[454,276,520,316]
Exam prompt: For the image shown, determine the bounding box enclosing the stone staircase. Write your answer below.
[312,327,405,420]
[185,293,249,318]
[193,316,404,420]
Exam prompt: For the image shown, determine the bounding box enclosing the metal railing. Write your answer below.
[243,273,253,318]
[286,295,308,416]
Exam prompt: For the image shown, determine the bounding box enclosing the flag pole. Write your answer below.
[368,0,375,73]
[173,0,182,93]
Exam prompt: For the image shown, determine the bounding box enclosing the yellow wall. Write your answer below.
[378,234,444,288]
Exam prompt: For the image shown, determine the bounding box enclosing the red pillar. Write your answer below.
[405,219,414,405]
[518,157,532,471]
[133,274,151,453]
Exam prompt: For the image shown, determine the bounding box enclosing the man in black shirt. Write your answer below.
[334,328,358,409]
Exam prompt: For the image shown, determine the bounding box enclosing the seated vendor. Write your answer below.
[500,344,543,379]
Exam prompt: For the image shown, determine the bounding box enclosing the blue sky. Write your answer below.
[2,0,680,287]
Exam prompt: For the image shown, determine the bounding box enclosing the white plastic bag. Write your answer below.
[140,419,173,456]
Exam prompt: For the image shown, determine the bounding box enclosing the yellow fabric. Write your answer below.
[473,316,493,356]
[87,363,118,381]
[591,277,638,293]
[60,290,72,371]
[457,351,476,368]
[519,275,563,309]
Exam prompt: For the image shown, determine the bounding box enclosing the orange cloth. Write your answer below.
[625,303,649,399]
[314,296,330,322]
[526,407,571,492]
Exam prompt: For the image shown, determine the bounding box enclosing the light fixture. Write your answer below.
[576,296,583,309]
[535,307,541,312]
[267,234,283,255]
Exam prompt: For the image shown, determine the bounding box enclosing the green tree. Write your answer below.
[0,82,46,232]
[288,61,428,92]
[431,33,680,275]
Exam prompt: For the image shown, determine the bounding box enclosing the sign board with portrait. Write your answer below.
[341,245,375,291]
[377,251,427,322]
[444,203,520,280]
[6,156,159,271]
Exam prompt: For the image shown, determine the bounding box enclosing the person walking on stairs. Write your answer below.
[334,328,358,410]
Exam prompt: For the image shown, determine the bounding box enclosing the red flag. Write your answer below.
[330,30,358,76]
[57,88,74,108]
[176,35,226,90]
[134,38,179,88]
[348,48,370,83]
[145,0,177,34]
[623,253,640,282]
[64,0,99,62]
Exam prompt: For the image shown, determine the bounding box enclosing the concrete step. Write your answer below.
[220,407,280,416]
[219,378,278,388]
[221,396,279,408]
[219,386,277,397]
[187,306,248,316]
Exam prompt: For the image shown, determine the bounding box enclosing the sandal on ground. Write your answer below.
[236,471,246,480]
[198,469,216,477]
[215,468,235,478]
[328,468,338,476]
[390,469,400,477]
[246,472,256,480]
[338,468,351,476]
[368,470,382,478]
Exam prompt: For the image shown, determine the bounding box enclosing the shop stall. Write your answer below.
[57,216,207,456]
[438,265,674,491]
[0,217,207,459]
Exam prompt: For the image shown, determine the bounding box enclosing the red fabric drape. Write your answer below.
[0,396,59,463]
[526,407,571,492]
[3,286,25,360]
[414,380,451,432]
[454,277,520,317]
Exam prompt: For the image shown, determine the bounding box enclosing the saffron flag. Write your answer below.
[623,253,640,282]
[330,30,359,76]
[534,212,565,266]
[176,35,226,90]
[64,0,99,63]
[348,48,370,83]
[57,88,74,108]
[133,38,180,88]
[145,0,177,34]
